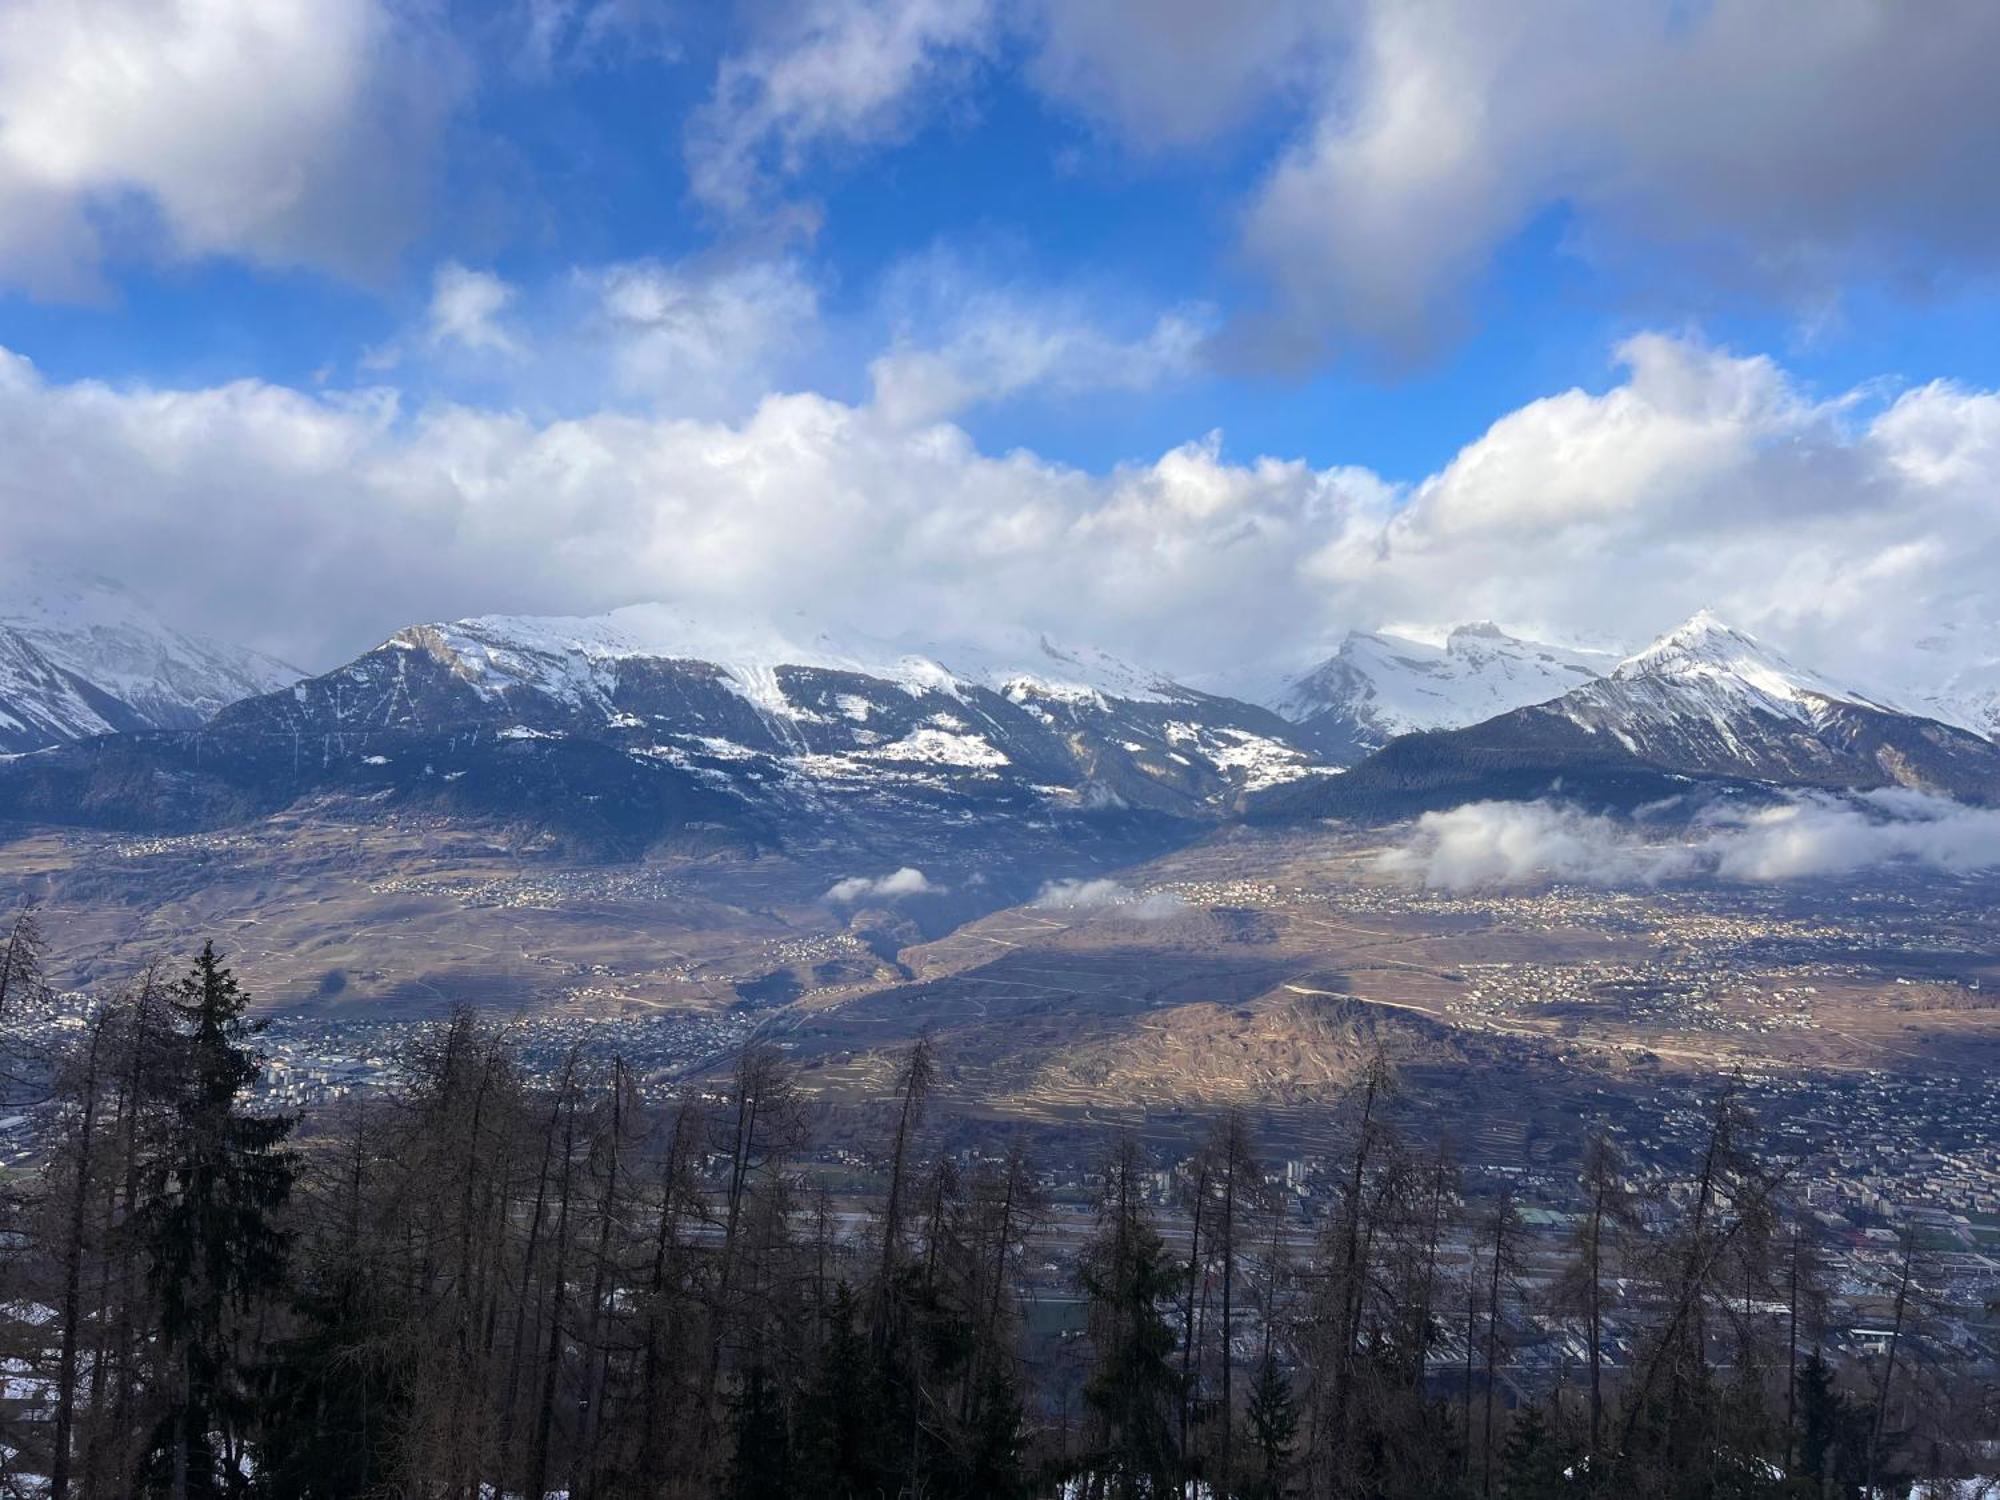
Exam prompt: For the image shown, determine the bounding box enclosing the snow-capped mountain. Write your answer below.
[1903,625,2000,744]
[1263,611,2000,819]
[0,565,298,753]
[1539,609,1920,776]
[1921,672,2000,744]
[1268,623,1616,763]
[0,604,1329,849]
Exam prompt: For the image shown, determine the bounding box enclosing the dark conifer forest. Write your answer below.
[0,932,1993,1498]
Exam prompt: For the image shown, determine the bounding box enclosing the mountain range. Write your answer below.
[0,598,1325,853]
[1257,610,2000,819]
[0,565,297,754]
[1268,623,1618,762]
[4,566,1999,849]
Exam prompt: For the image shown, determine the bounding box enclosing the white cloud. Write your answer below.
[686,0,997,221]
[826,866,939,902]
[1250,1,2000,359]
[867,264,1212,426]
[428,264,522,356]
[367,250,1200,424]
[1710,790,2000,883]
[1378,792,2000,892]
[362,255,821,415]
[1030,877,1185,919]
[1027,0,1328,149]
[10,326,2000,719]
[1006,1,2000,362]
[0,338,1369,675]
[1376,801,1702,892]
[583,258,821,410]
[1307,333,2000,707]
[0,0,463,297]
[515,0,676,77]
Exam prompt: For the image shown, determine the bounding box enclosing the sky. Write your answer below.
[4,0,2000,694]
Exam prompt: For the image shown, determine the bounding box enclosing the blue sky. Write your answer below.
[10,9,2000,483]
[4,0,2000,688]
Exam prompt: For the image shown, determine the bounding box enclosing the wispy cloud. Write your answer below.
[685,0,996,223]
[427,264,523,356]
[1031,877,1186,919]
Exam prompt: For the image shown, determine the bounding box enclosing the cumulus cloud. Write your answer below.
[1258,1,2000,359]
[825,866,939,902]
[1030,878,1186,920]
[1378,793,2000,893]
[1305,332,2000,708]
[1027,0,1327,149]
[0,0,463,297]
[1003,1,2000,362]
[0,339,1373,672]
[13,324,2000,711]
[686,0,996,221]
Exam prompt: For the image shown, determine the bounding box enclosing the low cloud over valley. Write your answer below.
[1377,790,2000,893]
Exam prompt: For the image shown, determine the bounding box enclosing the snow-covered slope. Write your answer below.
[390,607,1183,719]
[1269,610,2000,819]
[1270,623,1615,763]
[1921,671,2000,743]
[1525,610,2000,795]
[0,565,299,752]
[1900,623,2000,743]
[0,604,1338,846]
[241,606,1324,803]
[1548,609,1896,758]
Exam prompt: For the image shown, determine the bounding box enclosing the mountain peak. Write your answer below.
[1617,610,1796,682]
[1,561,300,752]
[1592,611,1896,736]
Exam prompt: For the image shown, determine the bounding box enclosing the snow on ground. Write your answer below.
[408,605,1186,720]
[862,727,1010,768]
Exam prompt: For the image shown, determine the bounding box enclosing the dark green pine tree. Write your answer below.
[1077,1140,1183,1499]
[960,1359,1030,1500]
[728,1364,795,1500]
[796,1283,893,1499]
[1244,1348,1298,1500]
[1795,1350,1870,1498]
[137,942,296,1499]
[255,1256,408,1499]
[1498,1402,1571,1499]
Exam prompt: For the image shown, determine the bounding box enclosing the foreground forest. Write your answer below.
[0,921,1994,1499]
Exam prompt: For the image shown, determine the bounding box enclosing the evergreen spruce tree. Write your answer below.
[255,1257,408,1499]
[1245,1347,1298,1500]
[961,1359,1029,1500]
[1498,1403,1569,1499]
[796,1283,892,1499]
[1795,1349,1871,1498]
[1077,1137,1183,1499]
[136,943,296,1499]
[728,1364,794,1500]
